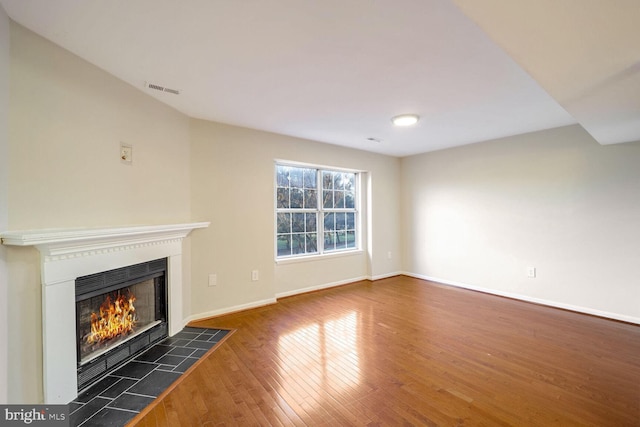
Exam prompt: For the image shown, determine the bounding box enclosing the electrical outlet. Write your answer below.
[251,270,259,281]
[208,273,217,287]
[387,251,392,260]
[527,267,536,278]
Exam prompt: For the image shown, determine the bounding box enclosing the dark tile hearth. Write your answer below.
[70,327,230,427]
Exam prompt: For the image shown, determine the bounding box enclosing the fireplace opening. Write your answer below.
[75,258,168,391]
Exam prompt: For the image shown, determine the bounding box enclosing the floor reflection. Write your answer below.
[277,311,360,397]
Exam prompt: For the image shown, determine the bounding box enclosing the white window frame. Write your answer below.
[275,161,361,262]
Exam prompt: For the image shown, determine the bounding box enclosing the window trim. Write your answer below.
[274,160,362,261]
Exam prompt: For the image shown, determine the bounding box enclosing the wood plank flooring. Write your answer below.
[130,276,640,426]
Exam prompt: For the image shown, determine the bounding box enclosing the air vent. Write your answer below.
[145,82,180,95]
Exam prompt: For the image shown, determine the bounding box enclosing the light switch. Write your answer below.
[120,143,133,164]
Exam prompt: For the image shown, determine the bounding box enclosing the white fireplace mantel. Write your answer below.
[1,222,209,257]
[1,222,209,404]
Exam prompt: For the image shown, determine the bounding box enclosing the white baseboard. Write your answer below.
[369,271,403,281]
[182,272,640,328]
[403,272,640,325]
[184,274,392,324]
[183,297,277,325]
[275,276,369,299]
[275,272,403,299]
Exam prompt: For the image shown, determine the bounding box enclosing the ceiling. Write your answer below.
[1,1,637,157]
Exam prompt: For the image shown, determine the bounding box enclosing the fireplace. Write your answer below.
[0,222,209,403]
[75,258,168,390]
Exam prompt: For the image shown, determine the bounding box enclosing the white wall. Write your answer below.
[401,125,640,323]
[189,119,402,318]
[0,2,10,404]
[6,23,192,402]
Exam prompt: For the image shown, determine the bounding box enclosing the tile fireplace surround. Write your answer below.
[0,222,209,404]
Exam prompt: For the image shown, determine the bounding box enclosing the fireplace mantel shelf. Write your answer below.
[1,222,210,259]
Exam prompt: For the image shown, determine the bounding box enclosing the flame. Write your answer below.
[86,290,137,345]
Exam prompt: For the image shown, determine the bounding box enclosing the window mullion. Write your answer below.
[317,169,324,254]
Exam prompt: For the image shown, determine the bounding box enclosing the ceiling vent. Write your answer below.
[145,82,180,95]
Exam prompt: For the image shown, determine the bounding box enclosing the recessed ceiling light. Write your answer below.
[391,114,419,126]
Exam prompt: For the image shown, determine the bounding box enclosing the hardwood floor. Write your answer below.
[130,276,640,426]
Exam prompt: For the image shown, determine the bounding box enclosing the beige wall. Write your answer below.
[0,3,10,404]
[189,120,402,318]
[4,22,402,403]
[401,125,640,323]
[9,23,191,230]
[6,23,192,402]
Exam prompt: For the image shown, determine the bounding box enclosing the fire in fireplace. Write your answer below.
[75,258,168,391]
[77,279,159,364]
[85,289,137,347]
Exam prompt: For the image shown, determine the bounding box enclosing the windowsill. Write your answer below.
[275,249,364,265]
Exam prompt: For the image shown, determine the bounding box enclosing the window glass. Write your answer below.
[276,164,358,258]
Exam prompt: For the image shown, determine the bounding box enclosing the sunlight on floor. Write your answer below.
[277,311,361,401]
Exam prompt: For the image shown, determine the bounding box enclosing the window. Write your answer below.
[276,164,358,258]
